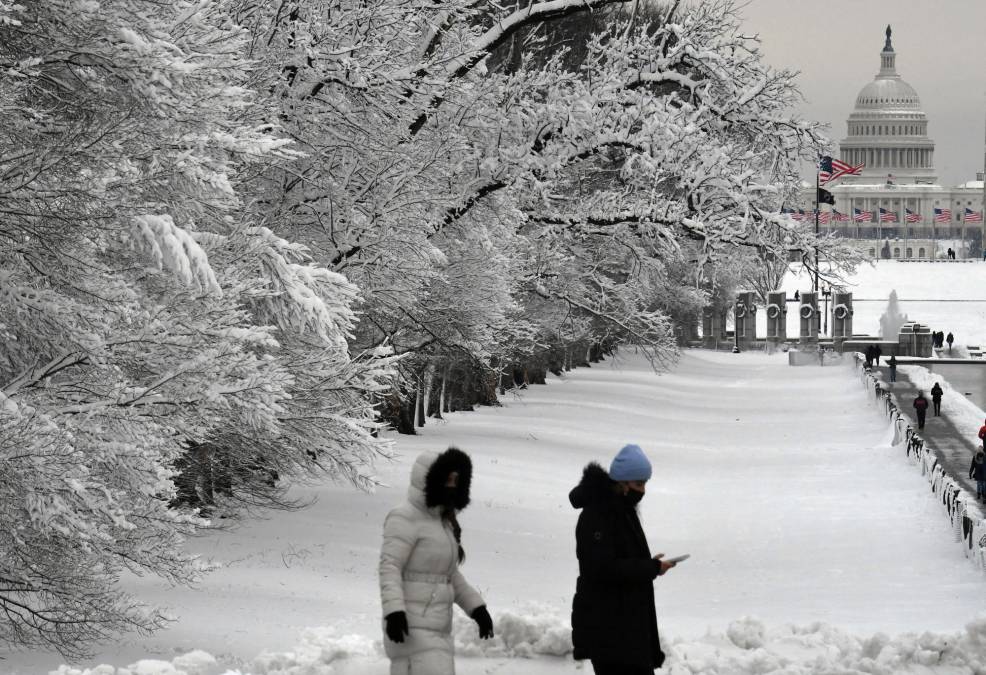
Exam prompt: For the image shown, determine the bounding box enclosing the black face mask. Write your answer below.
[443,486,459,508]
[623,489,644,507]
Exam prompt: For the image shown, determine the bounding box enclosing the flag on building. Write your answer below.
[817,187,836,205]
[964,207,983,223]
[816,210,830,224]
[833,209,850,222]
[818,156,864,184]
[854,208,872,222]
[905,208,922,223]
[879,207,897,222]
[934,207,952,223]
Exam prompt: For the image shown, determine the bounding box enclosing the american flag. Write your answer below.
[853,208,872,222]
[879,208,897,222]
[964,208,983,223]
[818,155,864,184]
[816,210,830,224]
[934,207,952,223]
[791,209,806,222]
[833,209,850,222]
[905,208,922,223]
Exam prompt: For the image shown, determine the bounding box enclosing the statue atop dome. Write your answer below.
[884,25,893,51]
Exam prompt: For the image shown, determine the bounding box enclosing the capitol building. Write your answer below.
[813,27,985,259]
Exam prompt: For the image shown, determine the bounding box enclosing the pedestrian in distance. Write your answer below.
[874,344,882,366]
[913,391,929,430]
[930,382,943,416]
[978,418,986,450]
[946,332,954,351]
[887,354,897,383]
[794,290,800,302]
[379,447,493,675]
[570,444,675,675]
[970,451,986,503]
[864,345,874,368]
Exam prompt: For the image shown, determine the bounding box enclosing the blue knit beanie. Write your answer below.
[609,444,652,482]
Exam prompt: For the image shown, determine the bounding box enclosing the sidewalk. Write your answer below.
[873,364,980,496]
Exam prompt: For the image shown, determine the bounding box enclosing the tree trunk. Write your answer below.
[437,365,449,419]
[423,362,436,418]
[415,376,425,427]
[399,392,416,435]
[194,443,214,506]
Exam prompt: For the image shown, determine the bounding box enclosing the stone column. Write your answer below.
[765,291,787,343]
[734,291,757,348]
[831,292,854,350]
[798,291,819,344]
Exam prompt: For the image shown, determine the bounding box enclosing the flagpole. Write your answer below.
[814,167,820,295]
[981,106,985,260]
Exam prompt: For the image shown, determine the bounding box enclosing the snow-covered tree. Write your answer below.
[0,0,393,654]
[228,0,857,417]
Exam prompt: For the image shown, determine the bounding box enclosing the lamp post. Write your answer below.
[822,286,832,335]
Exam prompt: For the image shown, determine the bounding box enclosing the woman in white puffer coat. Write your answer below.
[379,447,494,675]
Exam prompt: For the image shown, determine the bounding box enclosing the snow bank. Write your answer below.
[665,615,986,674]
[52,616,986,675]
[454,605,572,658]
[53,650,218,675]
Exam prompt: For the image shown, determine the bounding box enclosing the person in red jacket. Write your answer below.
[977,418,986,449]
[913,391,929,430]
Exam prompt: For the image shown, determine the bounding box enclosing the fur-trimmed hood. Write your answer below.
[569,462,617,510]
[408,447,472,513]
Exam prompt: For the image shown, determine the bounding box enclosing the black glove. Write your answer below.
[385,611,409,643]
[471,605,494,639]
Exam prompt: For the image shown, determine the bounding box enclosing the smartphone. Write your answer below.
[665,554,690,564]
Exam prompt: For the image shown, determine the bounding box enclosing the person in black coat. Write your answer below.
[570,445,676,674]
[913,391,929,430]
[970,451,986,503]
[930,382,943,416]
[887,354,897,383]
[946,332,954,351]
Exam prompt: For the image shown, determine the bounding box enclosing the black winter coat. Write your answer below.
[931,385,943,402]
[569,463,665,669]
[970,457,986,481]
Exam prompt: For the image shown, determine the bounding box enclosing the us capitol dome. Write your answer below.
[838,25,936,184]
[819,26,985,259]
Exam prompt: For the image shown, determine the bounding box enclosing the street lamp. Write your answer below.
[822,286,832,335]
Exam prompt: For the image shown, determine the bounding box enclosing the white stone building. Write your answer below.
[811,26,985,259]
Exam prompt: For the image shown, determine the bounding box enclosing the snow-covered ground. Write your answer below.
[754,260,986,347]
[10,350,986,675]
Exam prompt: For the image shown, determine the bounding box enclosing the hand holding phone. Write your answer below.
[665,554,690,564]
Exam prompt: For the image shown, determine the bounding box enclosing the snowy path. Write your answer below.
[11,350,986,674]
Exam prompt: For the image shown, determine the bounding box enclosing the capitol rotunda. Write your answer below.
[814,26,985,259]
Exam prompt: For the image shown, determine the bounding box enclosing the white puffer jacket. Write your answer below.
[379,450,484,662]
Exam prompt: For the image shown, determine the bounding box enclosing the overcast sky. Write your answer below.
[736,0,986,186]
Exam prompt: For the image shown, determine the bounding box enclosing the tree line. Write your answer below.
[0,0,856,655]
